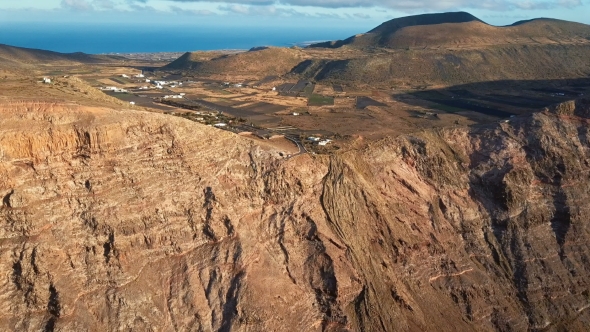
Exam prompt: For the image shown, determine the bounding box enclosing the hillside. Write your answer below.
[163,47,305,78]
[289,12,590,86]
[293,43,590,86]
[162,12,590,87]
[1,96,590,330]
[309,12,590,49]
[0,44,124,68]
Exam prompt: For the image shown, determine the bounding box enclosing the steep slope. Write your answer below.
[296,43,590,86]
[320,98,590,331]
[2,98,590,331]
[310,12,590,49]
[294,12,590,86]
[0,44,124,68]
[164,47,305,78]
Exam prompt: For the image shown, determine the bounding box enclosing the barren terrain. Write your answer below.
[2,10,590,332]
[2,93,590,331]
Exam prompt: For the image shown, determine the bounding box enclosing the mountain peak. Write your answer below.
[368,11,484,34]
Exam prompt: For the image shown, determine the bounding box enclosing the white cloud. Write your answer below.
[61,0,94,11]
[94,0,116,9]
[1,0,587,26]
[169,5,215,14]
[156,0,585,11]
[60,0,126,11]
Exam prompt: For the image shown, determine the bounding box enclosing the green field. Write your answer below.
[308,94,334,106]
[302,84,316,98]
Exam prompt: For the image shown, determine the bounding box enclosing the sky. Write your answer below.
[0,0,588,28]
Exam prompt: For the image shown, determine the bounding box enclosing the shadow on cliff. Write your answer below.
[464,98,590,325]
[393,78,590,122]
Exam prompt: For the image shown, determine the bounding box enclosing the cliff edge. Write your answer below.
[1,99,590,331]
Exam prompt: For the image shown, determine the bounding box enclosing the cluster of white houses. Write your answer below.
[153,80,183,89]
[101,86,128,93]
[163,93,185,99]
[99,73,186,92]
[307,137,332,146]
[121,74,145,78]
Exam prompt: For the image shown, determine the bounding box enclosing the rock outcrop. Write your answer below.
[1,99,590,331]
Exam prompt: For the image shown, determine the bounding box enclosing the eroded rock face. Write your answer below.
[1,99,590,331]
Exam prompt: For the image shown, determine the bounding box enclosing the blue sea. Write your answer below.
[0,23,366,54]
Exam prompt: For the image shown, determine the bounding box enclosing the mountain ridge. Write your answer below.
[0,44,125,68]
[163,46,305,77]
[309,11,590,49]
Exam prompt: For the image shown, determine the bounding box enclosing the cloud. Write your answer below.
[157,0,584,11]
[61,0,94,11]
[353,12,371,19]
[217,4,300,16]
[61,0,121,11]
[169,5,215,15]
[94,0,116,9]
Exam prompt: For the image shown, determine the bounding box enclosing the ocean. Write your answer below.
[0,23,366,54]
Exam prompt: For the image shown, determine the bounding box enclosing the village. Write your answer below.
[45,58,590,159]
[75,69,339,156]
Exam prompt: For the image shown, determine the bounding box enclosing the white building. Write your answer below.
[318,139,332,146]
[121,74,129,78]
[42,77,51,84]
[135,74,145,78]
[214,123,227,127]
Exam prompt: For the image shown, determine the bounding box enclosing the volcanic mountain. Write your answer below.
[2,27,590,330]
[164,47,305,78]
[2,90,590,331]
[309,11,590,49]
[286,12,590,86]
[0,44,124,68]
[162,12,590,86]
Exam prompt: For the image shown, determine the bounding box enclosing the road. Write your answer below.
[156,93,308,158]
[284,135,307,158]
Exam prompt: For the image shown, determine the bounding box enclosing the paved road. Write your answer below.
[284,135,307,158]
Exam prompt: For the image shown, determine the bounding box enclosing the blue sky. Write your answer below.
[0,0,588,28]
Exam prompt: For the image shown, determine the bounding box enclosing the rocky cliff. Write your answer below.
[1,99,590,331]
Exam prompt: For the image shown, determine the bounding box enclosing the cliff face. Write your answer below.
[1,99,590,331]
[323,99,590,331]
